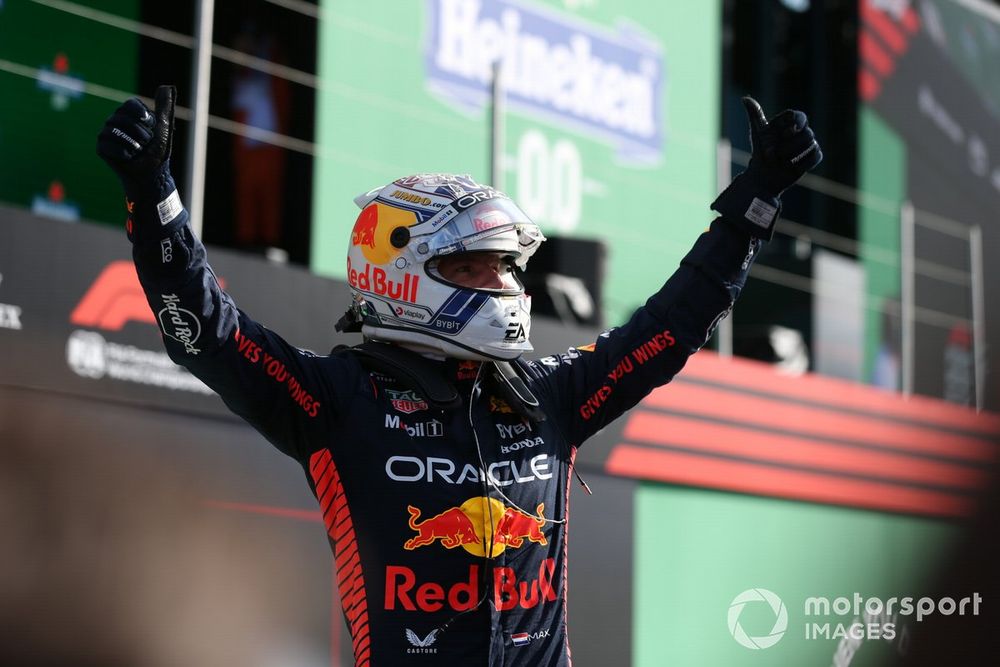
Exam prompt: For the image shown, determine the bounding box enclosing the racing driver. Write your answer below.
[97,85,821,666]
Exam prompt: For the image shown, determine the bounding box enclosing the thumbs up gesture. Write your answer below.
[741,96,822,196]
[711,96,823,239]
[96,86,187,243]
[97,85,177,195]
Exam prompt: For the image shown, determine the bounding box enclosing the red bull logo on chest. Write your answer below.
[385,558,557,613]
[403,496,547,558]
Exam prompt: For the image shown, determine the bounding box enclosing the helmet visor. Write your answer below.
[410,198,545,269]
[426,252,524,294]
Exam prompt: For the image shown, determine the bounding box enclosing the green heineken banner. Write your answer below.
[312,0,721,324]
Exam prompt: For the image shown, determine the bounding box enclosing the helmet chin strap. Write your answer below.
[334,300,365,334]
[395,340,447,362]
[332,339,546,424]
[334,341,460,410]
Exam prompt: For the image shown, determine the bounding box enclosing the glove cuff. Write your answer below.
[710,172,782,241]
[120,161,189,245]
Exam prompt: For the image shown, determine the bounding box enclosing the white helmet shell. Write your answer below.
[345,174,546,360]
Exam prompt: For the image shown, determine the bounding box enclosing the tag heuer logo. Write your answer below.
[386,388,428,414]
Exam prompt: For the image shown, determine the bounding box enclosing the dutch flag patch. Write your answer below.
[511,632,530,647]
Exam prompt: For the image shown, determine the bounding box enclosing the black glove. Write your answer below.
[97,85,185,243]
[711,96,823,240]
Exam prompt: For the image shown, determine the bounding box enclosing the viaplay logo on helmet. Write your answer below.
[425,0,664,164]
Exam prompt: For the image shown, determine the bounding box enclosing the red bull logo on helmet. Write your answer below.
[352,206,378,248]
[403,496,547,557]
[350,202,417,264]
[347,257,420,303]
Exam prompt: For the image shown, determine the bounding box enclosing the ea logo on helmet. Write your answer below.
[351,203,416,265]
[727,588,788,649]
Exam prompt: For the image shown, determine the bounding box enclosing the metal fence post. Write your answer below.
[185,0,215,237]
[900,200,915,397]
[716,138,734,358]
[969,224,986,411]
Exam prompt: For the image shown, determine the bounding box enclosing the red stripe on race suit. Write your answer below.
[310,449,371,667]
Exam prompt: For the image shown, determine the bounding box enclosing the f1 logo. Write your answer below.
[70,260,224,331]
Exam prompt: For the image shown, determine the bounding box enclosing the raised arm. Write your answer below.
[96,86,355,460]
[523,96,823,446]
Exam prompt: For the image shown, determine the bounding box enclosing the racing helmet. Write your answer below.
[342,174,546,361]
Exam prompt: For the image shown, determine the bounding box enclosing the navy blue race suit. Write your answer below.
[99,85,822,666]
[131,209,759,666]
